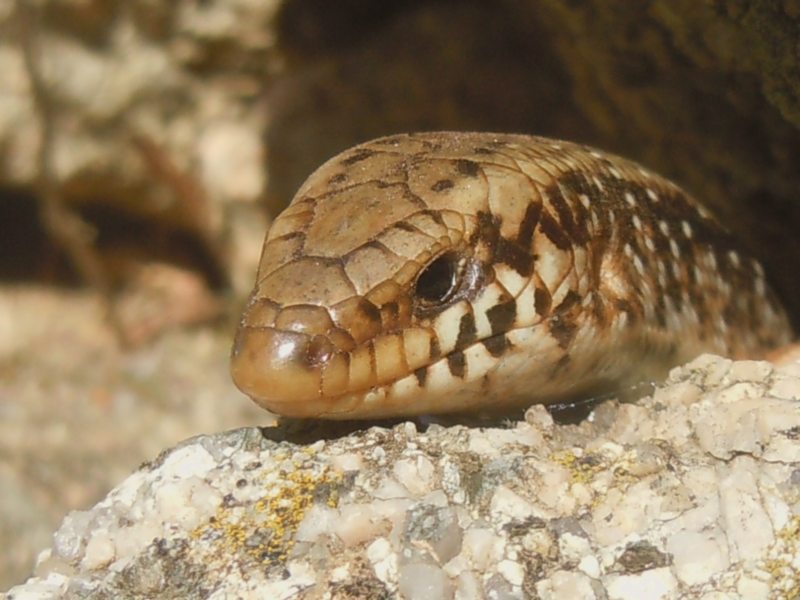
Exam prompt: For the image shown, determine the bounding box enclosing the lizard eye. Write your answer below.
[415,252,461,307]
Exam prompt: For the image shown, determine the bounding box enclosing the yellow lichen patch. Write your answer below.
[192,455,342,567]
[760,515,800,600]
[549,449,607,485]
[550,446,657,497]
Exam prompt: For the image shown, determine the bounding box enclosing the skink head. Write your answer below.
[230,133,536,418]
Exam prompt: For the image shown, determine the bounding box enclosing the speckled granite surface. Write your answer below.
[5,355,799,599]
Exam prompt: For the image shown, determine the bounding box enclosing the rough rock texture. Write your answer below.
[0,287,267,590]
[5,354,800,600]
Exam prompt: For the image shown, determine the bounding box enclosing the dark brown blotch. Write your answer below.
[546,183,589,245]
[429,335,441,360]
[495,237,534,277]
[639,184,698,227]
[558,171,597,200]
[517,201,542,246]
[455,312,478,350]
[335,298,383,342]
[486,300,517,335]
[557,172,597,240]
[649,227,683,307]
[425,209,447,227]
[654,295,667,328]
[328,172,348,185]
[685,258,697,285]
[431,179,454,192]
[482,334,511,357]
[534,286,552,317]
[472,211,500,246]
[555,290,581,313]
[367,340,378,379]
[548,315,577,349]
[455,159,480,178]
[538,211,571,251]
[447,351,466,378]
[619,179,733,263]
[360,298,383,324]
[414,366,428,387]
[381,302,400,329]
[342,148,377,166]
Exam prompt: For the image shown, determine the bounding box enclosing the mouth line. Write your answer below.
[307,330,513,414]
[234,316,521,419]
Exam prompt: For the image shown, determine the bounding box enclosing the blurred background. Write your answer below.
[1,0,799,588]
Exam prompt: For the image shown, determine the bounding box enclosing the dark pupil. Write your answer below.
[416,254,457,304]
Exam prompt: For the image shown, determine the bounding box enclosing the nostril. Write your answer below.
[306,335,335,366]
[230,327,328,406]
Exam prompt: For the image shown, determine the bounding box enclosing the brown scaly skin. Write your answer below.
[231,132,792,419]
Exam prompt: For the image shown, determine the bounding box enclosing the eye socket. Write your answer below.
[415,253,460,306]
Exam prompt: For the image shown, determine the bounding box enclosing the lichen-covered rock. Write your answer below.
[5,354,799,600]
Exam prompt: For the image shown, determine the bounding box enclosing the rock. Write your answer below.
[4,354,799,599]
[0,286,268,591]
[0,0,275,210]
